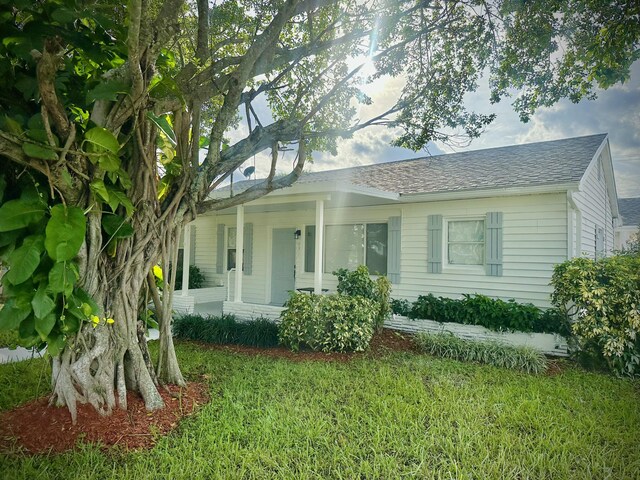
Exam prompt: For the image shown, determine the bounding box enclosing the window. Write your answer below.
[227,227,236,270]
[304,226,316,272]
[315,223,387,274]
[446,219,484,265]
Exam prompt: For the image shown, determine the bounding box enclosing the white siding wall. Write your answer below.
[192,193,567,308]
[573,153,615,256]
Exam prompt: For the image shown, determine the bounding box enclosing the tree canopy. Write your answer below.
[0,0,638,420]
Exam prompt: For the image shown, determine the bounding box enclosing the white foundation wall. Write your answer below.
[192,193,567,308]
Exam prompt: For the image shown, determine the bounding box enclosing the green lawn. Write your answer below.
[1,340,639,479]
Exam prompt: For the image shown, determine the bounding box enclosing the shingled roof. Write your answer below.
[296,134,607,195]
[619,197,640,226]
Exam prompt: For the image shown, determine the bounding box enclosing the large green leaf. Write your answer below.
[90,179,110,202]
[46,331,66,357]
[146,112,176,146]
[45,204,86,261]
[22,141,58,161]
[48,261,79,295]
[35,313,57,340]
[32,283,56,319]
[0,298,32,331]
[86,80,128,103]
[0,199,46,232]
[97,152,121,172]
[102,214,134,238]
[105,186,135,217]
[84,126,120,154]
[6,235,44,285]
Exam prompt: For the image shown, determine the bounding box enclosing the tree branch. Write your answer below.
[35,38,70,139]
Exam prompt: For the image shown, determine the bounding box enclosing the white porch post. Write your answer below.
[181,223,191,296]
[314,199,324,294]
[234,205,244,302]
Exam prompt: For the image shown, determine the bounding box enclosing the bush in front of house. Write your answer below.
[414,332,548,374]
[174,264,206,290]
[551,254,640,377]
[333,265,392,331]
[279,292,376,352]
[391,293,570,336]
[173,314,279,348]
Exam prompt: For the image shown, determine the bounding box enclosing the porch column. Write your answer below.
[234,205,244,302]
[314,199,324,294]
[181,223,191,296]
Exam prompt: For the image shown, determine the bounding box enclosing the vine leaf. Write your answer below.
[0,298,32,331]
[46,332,65,357]
[86,79,129,103]
[105,186,134,217]
[45,205,87,261]
[6,235,44,285]
[102,214,134,238]
[0,199,46,232]
[48,261,79,296]
[84,126,120,154]
[22,142,58,161]
[90,179,110,202]
[32,283,56,319]
[146,112,176,146]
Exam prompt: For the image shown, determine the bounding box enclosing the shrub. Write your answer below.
[551,254,640,377]
[414,332,548,374]
[279,292,376,352]
[334,265,392,330]
[390,298,411,316]
[173,314,279,348]
[407,293,569,335]
[174,264,206,290]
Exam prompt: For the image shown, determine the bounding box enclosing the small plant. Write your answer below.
[391,298,411,316]
[334,265,391,331]
[415,332,548,374]
[173,314,279,348]
[174,264,206,290]
[551,254,640,377]
[279,292,376,352]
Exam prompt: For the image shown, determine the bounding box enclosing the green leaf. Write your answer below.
[18,315,37,341]
[97,153,121,172]
[46,331,65,357]
[26,129,59,147]
[106,186,134,217]
[74,288,99,316]
[45,204,86,261]
[0,174,5,201]
[22,141,58,161]
[61,168,73,187]
[35,313,57,341]
[6,235,44,285]
[0,199,46,232]
[116,169,132,189]
[90,179,110,202]
[146,112,176,146]
[86,80,129,103]
[0,298,32,331]
[3,116,23,135]
[102,214,134,238]
[48,261,79,295]
[32,283,56,319]
[84,126,120,154]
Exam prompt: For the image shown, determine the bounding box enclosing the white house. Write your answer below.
[175,134,620,319]
[614,197,640,250]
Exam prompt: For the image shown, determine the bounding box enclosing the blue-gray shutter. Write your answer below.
[243,223,253,275]
[216,224,225,274]
[387,216,401,283]
[485,212,503,276]
[427,215,442,273]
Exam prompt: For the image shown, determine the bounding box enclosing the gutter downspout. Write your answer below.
[567,190,581,259]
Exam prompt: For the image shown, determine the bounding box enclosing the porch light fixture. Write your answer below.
[294,229,301,239]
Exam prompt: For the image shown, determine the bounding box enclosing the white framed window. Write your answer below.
[445,218,485,266]
[306,223,388,274]
[226,227,236,270]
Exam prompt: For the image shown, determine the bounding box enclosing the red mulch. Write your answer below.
[0,382,209,455]
[190,327,419,362]
[0,329,416,456]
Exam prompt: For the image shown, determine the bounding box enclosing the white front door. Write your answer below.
[271,228,296,306]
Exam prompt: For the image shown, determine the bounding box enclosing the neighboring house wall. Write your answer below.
[194,192,567,308]
[573,152,615,257]
[615,226,638,250]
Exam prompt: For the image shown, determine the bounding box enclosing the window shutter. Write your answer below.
[427,215,442,273]
[387,216,401,283]
[216,223,225,274]
[243,223,253,275]
[485,212,503,276]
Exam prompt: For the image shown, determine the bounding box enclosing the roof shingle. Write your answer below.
[619,197,640,226]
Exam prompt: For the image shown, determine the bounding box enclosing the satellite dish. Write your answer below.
[242,166,255,178]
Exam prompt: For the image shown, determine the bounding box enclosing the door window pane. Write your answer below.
[305,225,315,273]
[366,223,388,274]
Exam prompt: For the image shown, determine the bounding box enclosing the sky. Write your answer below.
[229,61,640,199]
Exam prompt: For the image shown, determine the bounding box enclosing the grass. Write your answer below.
[0,329,20,349]
[1,340,639,479]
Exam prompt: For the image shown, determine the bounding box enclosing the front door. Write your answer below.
[271,228,296,306]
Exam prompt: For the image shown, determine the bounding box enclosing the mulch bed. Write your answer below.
[0,329,415,455]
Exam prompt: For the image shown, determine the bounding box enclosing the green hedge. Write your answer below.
[279,292,376,352]
[391,293,569,336]
[415,332,548,374]
[173,314,279,348]
[334,265,391,331]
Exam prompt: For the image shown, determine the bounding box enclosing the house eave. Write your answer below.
[398,183,579,202]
